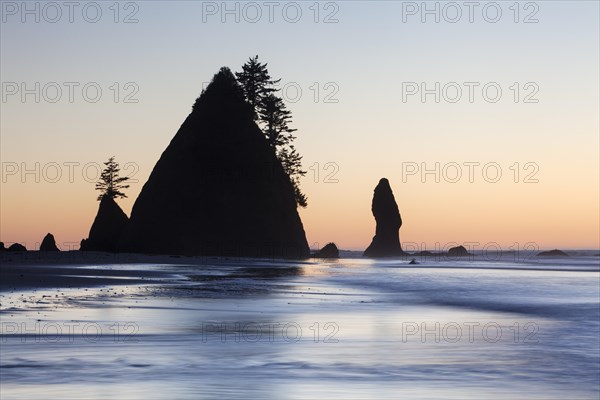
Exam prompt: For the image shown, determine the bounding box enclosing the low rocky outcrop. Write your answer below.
[447,245,471,257]
[363,178,405,257]
[0,242,5,251]
[81,196,129,252]
[40,233,60,251]
[313,243,339,258]
[415,250,436,256]
[537,249,569,257]
[7,243,27,252]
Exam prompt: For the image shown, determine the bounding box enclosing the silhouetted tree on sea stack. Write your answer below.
[277,145,307,207]
[95,156,130,201]
[236,56,307,208]
[259,93,296,148]
[235,55,279,120]
[82,156,130,251]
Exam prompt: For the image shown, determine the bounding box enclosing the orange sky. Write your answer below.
[1,1,599,251]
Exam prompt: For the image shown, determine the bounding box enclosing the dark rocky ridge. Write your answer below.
[363,178,405,257]
[120,68,309,258]
[40,233,60,251]
[81,196,129,252]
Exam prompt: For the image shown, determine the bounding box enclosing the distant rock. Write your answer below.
[81,195,129,252]
[537,249,569,257]
[40,233,60,251]
[313,243,339,258]
[408,258,419,265]
[363,178,405,257]
[0,242,5,251]
[7,243,27,252]
[120,68,309,258]
[447,245,470,257]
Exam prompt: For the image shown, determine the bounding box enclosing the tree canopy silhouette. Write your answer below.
[235,56,279,120]
[259,93,297,148]
[278,145,308,207]
[95,156,130,201]
[236,56,307,208]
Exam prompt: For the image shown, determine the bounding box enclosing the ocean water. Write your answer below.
[1,253,599,399]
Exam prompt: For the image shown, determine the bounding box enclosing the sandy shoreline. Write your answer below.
[0,251,318,293]
[0,251,211,292]
[2,250,597,293]
[1,252,598,399]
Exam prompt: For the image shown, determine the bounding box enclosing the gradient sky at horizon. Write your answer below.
[1,1,599,251]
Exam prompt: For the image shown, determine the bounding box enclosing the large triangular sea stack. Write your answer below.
[120,68,309,258]
[364,178,405,257]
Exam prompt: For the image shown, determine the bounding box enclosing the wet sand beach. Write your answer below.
[1,252,599,399]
